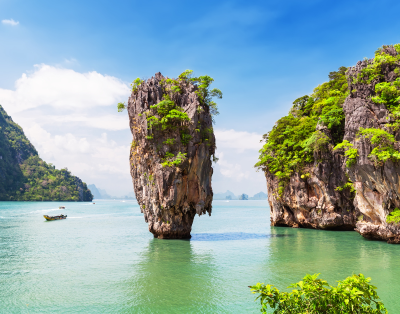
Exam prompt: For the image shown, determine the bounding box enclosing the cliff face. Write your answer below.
[262,45,400,243]
[266,147,357,230]
[345,47,400,243]
[0,105,93,201]
[127,72,216,239]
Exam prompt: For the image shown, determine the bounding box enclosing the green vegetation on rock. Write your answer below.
[353,45,400,85]
[255,66,348,195]
[333,140,359,167]
[357,127,400,165]
[250,273,387,313]
[334,177,356,199]
[386,208,400,224]
[124,70,221,168]
[0,105,92,201]
[257,44,400,197]
[332,44,400,168]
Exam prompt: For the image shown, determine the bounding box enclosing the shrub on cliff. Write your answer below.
[255,66,348,196]
[386,208,400,224]
[250,273,387,313]
[333,140,359,167]
[357,128,400,166]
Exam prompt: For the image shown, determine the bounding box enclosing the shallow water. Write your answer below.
[0,200,399,313]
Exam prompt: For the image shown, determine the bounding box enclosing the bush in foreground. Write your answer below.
[250,273,387,313]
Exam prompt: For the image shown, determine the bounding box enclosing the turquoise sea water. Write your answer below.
[1,200,400,313]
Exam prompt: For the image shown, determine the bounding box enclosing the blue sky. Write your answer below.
[1,0,400,196]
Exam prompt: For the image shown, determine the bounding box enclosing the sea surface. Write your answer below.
[0,200,399,313]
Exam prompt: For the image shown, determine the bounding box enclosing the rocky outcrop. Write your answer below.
[127,72,215,239]
[345,47,400,243]
[266,141,357,231]
[265,46,400,242]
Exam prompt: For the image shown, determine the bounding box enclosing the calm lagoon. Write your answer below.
[0,200,399,313]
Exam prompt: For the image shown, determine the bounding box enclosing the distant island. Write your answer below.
[88,184,135,200]
[213,190,268,200]
[0,105,92,201]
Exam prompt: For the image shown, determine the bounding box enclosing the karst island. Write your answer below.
[257,44,400,244]
[119,70,221,239]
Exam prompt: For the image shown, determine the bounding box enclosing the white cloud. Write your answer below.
[19,113,129,131]
[25,125,129,174]
[0,64,131,130]
[216,152,249,181]
[0,64,130,114]
[24,124,131,193]
[215,129,263,152]
[213,128,263,183]
[212,129,267,194]
[2,19,19,26]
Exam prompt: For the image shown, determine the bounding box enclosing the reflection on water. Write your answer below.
[191,232,291,241]
[124,238,225,313]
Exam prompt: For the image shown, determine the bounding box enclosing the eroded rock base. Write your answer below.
[147,211,195,239]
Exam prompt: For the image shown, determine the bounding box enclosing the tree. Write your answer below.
[250,273,387,313]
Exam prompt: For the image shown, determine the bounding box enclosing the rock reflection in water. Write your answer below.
[125,238,225,313]
[191,232,290,241]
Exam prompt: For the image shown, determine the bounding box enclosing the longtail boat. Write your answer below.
[44,214,67,221]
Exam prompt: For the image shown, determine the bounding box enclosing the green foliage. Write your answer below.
[303,130,330,152]
[353,47,400,84]
[371,77,400,132]
[161,152,187,168]
[256,67,348,194]
[142,70,219,167]
[256,115,317,188]
[386,208,400,224]
[358,127,395,146]
[117,102,126,112]
[335,179,356,198]
[163,138,175,145]
[320,105,345,129]
[145,84,191,166]
[212,154,219,163]
[190,75,222,118]
[131,78,144,93]
[178,69,193,81]
[371,78,400,111]
[18,156,92,201]
[357,127,400,165]
[333,140,359,167]
[180,132,192,145]
[300,172,310,179]
[250,273,387,314]
[145,94,191,165]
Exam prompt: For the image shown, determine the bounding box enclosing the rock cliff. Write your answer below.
[345,46,400,243]
[127,71,218,239]
[259,45,400,243]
